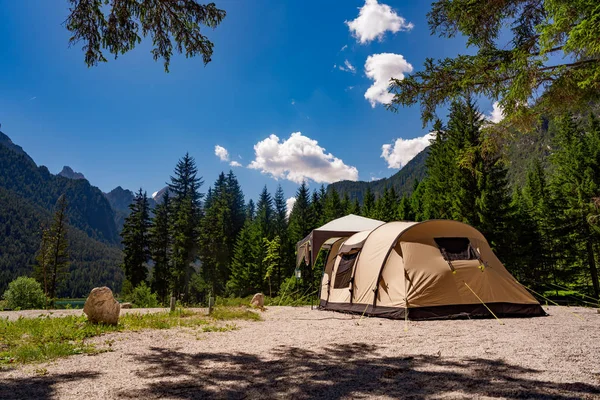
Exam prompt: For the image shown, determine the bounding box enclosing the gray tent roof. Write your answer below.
[296,214,385,266]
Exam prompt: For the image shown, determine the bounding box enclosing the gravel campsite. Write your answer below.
[1,306,599,399]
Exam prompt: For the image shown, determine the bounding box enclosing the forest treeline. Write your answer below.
[122,99,600,303]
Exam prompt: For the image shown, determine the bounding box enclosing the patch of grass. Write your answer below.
[210,307,261,321]
[0,307,258,366]
[201,323,238,332]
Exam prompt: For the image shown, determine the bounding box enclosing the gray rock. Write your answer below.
[120,302,133,309]
[250,293,265,308]
[83,287,120,325]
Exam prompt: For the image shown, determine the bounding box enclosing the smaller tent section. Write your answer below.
[296,214,385,267]
[320,220,545,320]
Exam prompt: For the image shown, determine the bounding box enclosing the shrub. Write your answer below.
[128,282,159,308]
[3,277,47,310]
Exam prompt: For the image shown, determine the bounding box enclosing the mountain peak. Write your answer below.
[59,166,86,180]
[0,130,36,165]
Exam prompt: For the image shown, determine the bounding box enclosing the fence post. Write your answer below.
[170,296,176,312]
[208,295,214,315]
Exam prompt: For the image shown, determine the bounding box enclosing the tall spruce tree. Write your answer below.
[323,186,343,223]
[273,185,290,288]
[33,224,51,298]
[121,189,151,288]
[168,153,203,298]
[288,182,312,245]
[150,191,171,302]
[46,195,70,300]
[550,114,600,297]
[362,187,376,218]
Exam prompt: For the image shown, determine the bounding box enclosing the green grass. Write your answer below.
[0,307,260,366]
[210,306,262,321]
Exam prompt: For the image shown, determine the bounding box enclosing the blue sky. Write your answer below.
[0,0,497,203]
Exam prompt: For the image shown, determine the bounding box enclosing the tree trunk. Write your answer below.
[586,239,600,299]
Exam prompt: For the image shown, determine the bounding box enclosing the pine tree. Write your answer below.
[362,187,375,218]
[310,189,323,228]
[422,119,453,219]
[168,153,203,299]
[273,185,290,288]
[46,194,70,300]
[246,199,255,221]
[263,235,281,297]
[288,182,312,245]
[227,218,261,296]
[398,195,414,221]
[550,114,600,297]
[347,198,361,215]
[255,186,274,238]
[34,224,51,299]
[121,189,151,288]
[374,186,399,222]
[150,191,171,302]
[323,186,343,223]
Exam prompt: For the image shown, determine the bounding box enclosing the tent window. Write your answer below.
[334,252,358,288]
[434,237,477,261]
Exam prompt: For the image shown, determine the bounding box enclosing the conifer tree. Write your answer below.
[121,189,151,288]
[273,185,290,288]
[34,224,51,298]
[362,187,376,218]
[168,153,203,298]
[347,198,361,215]
[256,186,274,238]
[310,189,323,227]
[288,182,312,245]
[323,186,343,223]
[46,195,70,300]
[422,119,453,220]
[246,199,255,221]
[398,195,414,221]
[227,218,261,296]
[550,114,600,297]
[150,191,171,302]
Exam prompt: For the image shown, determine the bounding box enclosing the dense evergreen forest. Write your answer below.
[120,100,600,303]
[2,98,599,302]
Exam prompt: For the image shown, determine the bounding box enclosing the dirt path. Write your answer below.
[1,306,600,399]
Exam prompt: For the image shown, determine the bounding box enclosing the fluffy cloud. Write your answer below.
[364,53,413,107]
[346,0,413,44]
[214,145,230,162]
[381,132,435,169]
[248,132,359,184]
[286,197,296,218]
[229,161,242,167]
[487,102,504,124]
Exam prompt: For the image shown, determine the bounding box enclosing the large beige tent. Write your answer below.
[296,214,385,267]
[319,220,545,320]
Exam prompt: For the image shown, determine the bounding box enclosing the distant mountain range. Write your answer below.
[329,147,428,201]
[329,119,557,202]
[0,129,124,296]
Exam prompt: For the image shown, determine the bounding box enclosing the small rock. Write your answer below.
[250,293,265,308]
[83,287,120,325]
[120,302,133,309]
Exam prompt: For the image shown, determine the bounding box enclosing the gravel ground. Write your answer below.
[0,307,207,321]
[1,306,599,399]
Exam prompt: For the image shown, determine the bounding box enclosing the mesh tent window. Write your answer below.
[333,252,358,288]
[434,237,478,261]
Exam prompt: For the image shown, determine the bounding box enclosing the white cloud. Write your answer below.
[248,132,359,184]
[364,53,413,107]
[381,132,435,169]
[215,145,230,162]
[340,44,348,51]
[286,197,296,218]
[344,59,355,73]
[487,102,504,123]
[229,161,242,167]
[346,0,414,44]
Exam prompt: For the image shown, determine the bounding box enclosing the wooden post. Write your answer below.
[208,296,214,315]
[170,296,176,312]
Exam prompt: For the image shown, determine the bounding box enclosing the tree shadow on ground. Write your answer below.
[0,370,100,400]
[119,343,600,399]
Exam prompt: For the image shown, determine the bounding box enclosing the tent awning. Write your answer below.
[295,214,385,266]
